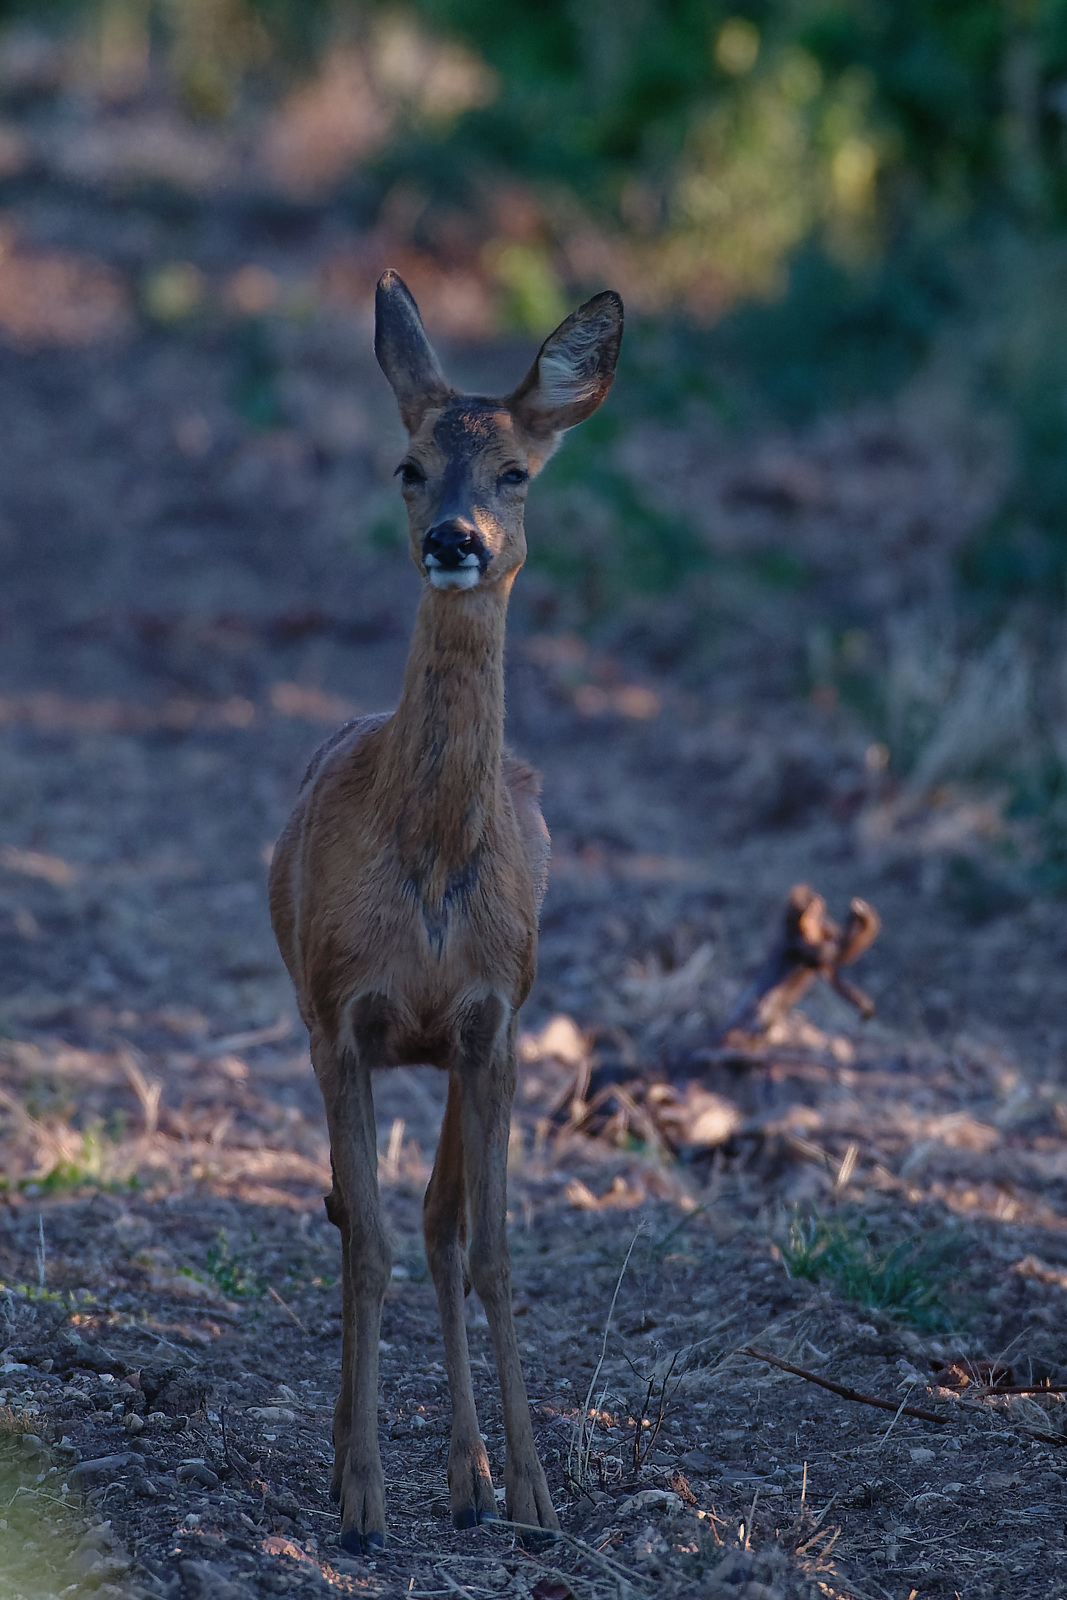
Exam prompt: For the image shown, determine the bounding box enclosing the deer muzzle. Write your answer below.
[422,520,489,589]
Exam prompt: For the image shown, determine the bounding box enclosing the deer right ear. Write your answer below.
[375,270,452,432]
[509,290,623,439]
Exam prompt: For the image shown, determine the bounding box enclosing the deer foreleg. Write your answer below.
[424,1072,497,1529]
[316,1037,390,1554]
[458,1001,558,1537]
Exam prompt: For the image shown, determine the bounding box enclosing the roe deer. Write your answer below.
[268,270,623,1552]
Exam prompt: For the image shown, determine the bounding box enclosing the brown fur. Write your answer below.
[268,270,622,1551]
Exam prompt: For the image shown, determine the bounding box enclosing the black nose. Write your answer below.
[423,520,479,569]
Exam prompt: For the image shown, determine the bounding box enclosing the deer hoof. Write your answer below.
[516,1526,558,1552]
[340,1528,386,1556]
[453,1506,500,1530]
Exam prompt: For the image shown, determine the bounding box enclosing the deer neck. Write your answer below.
[384,577,513,906]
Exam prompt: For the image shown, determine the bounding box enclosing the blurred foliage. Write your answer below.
[18,0,1062,589]
[7,2,1067,747]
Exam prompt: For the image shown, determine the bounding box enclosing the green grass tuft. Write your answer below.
[200,1230,266,1300]
[779,1208,964,1330]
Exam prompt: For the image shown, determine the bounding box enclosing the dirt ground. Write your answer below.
[3,86,1067,1600]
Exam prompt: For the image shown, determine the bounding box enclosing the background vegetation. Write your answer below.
[5,0,1067,879]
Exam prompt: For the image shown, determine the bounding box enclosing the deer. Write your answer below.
[268,269,623,1554]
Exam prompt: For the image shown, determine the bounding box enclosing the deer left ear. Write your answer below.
[509,290,623,438]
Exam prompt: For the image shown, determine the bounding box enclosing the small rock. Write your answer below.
[19,1433,49,1466]
[177,1462,220,1489]
[123,1412,145,1434]
[75,1523,116,1556]
[909,1447,935,1465]
[68,1453,136,1489]
[617,1488,683,1518]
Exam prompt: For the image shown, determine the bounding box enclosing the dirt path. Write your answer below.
[1,155,1067,1600]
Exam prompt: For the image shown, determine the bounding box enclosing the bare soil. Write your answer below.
[1,117,1067,1600]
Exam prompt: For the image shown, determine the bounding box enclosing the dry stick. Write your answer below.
[219,1402,236,1474]
[742,1346,946,1424]
[747,1345,1067,1451]
[877,1393,914,1451]
[267,1284,308,1336]
[796,1493,841,1555]
[497,1523,648,1596]
[632,1351,681,1476]
[951,1382,1067,1396]
[569,1229,642,1486]
[949,1397,1067,1449]
[742,1486,759,1551]
[433,1574,474,1600]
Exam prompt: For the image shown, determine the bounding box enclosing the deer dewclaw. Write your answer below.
[268,270,623,1553]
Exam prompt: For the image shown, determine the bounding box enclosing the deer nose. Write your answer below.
[422,520,481,570]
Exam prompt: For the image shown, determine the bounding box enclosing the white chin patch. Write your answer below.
[427,563,481,590]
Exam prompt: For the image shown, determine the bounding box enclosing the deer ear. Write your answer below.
[509,290,623,438]
[375,270,452,431]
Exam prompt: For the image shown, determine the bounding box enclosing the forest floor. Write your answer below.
[1,73,1067,1600]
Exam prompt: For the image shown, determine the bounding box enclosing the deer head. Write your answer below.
[374,269,623,592]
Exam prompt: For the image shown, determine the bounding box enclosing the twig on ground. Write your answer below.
[631,1351,682,1476]
[267,1284,308,1335]
[877,1393,914,1449]
[747,1344,1067,1450]
[947,1382,1067,1396]
[950,1401,1067,1449]
[742,1487,759,1550]
[201,1013,293,1056]
[434,1573,475,1600]
[220,1402,234,1471]
[795,1493,841,1555]
[493,1523,647,1597]
[742,1346,946,1423]
[569,1229,641,1487]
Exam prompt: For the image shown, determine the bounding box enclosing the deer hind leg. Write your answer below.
[457,999,559,1537]
[323,1170,354,1504]
[314,1029,390,1554]
[424,1072,497,1529]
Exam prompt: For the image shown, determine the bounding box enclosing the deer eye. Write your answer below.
[396,461,426,487]
[499,466,528,487]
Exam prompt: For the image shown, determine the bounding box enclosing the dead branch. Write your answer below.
[745,1345,1067,1449]
[718,885,880,1046]
[742,1345,946,1423]
[547,882,881,1160]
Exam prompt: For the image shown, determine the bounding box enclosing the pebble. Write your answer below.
[68,1452,136,1489]
[617,1488,683,1518]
